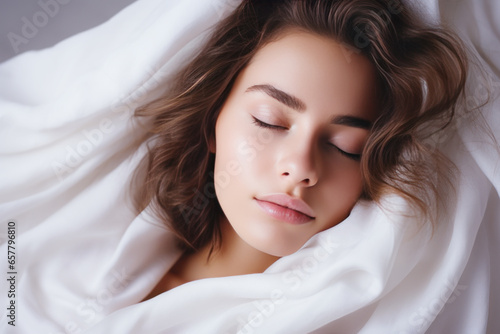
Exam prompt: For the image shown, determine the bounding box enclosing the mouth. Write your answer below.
[254,194,315,225]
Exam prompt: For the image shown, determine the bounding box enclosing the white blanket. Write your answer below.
[0,0,498,333]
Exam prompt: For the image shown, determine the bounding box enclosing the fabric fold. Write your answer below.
[0,0,498,333]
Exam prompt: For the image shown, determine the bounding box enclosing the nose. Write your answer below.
[276,139,319,188]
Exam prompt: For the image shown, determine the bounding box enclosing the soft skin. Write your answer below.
[213,30,380,257]
[142,30,381,300]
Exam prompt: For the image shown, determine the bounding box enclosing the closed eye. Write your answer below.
[331,145,361,161]
[253,116,362,161]
[252,117,287,130]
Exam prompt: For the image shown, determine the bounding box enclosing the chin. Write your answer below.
[252,238,306,258]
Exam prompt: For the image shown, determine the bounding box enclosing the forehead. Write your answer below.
[233,30,380,121]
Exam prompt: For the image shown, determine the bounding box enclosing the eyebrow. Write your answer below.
[246,84,306,111]
[331,115,372,129]
[246,84,372,130]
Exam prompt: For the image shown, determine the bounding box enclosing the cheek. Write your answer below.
[213,118,268,203]
[213,134,244,193]
[342,166,363,194]
[336,166,363,203]
[316,162,363,227]
[215,119,274,180]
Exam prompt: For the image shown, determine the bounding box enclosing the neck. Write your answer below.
[172,216,280,282]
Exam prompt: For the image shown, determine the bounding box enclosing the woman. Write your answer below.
[134,0,467,301]
[1,0,498,333]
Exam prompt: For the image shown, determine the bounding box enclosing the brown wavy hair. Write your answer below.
[132,0,468,253]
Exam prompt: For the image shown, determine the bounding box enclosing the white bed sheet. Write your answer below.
[0,0,498,333]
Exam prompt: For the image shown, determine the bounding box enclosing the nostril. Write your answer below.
[282,172,311,184]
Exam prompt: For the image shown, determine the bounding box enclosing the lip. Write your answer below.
[255,194,315,225]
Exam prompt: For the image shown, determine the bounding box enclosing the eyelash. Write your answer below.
[251,117,362,161]
[332,146,361,161]
[252,116,286,130]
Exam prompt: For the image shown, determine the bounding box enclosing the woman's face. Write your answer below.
[213,30,380,257]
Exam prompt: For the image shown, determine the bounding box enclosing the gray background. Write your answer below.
[0,0,136,64]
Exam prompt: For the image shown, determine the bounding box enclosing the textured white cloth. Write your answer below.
[0,0,498,333]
